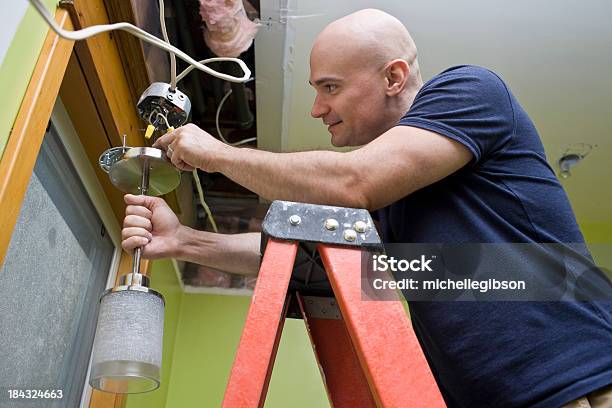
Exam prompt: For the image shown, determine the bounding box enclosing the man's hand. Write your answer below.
[122,194,181,259]
[152,123,230,172]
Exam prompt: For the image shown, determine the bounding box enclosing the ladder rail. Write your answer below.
[222,239,296,408]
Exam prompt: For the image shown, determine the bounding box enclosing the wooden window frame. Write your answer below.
[0,3,152,407]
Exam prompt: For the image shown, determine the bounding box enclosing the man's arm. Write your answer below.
[154,124,472,210]
[175,228,261,276]
[122,194,261,276]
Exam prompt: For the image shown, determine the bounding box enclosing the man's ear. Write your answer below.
[384,59,410,96]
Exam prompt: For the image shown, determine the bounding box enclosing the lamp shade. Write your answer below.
[89,288,164,393]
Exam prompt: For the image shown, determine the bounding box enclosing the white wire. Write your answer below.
[159,0,177,90]
[215,89,233,144]
[31,0,226,232]
[157,112,171,129]
[175,57,249,84]
[231,137,257,146]
[155,111,220,232]
[215,88,257,147]
[28,0,251,84]
[147,110,156,125]
[192,169,219,233]
[157,0,253,149]
[154,1,220,234]
[159,112,220,232]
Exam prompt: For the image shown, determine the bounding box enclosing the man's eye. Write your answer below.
[325,84,337,93]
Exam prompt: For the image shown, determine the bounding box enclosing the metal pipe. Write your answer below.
[226,61,254,129]
[132,158,150,275]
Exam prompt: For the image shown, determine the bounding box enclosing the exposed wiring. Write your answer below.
[158,0,177,91]
[156,112,171,129]
[30,0,253,232]
[147,110,157,125]
[176,59,235,84]
[156,6,218,233]
[155,0,255,148]
[28,0,251,83]
[216,88,257,147]
[192,170,219,233]
[215,89,233,144]
[153,112,219,232]
[231,137,257,147]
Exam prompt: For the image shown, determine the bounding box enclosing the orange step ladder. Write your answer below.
[222,201,446,408]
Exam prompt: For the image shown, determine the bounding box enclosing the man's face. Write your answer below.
[309,43,387,147]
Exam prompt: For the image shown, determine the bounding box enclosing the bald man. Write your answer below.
[123,9,612,408]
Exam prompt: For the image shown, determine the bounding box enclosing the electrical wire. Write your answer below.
[158,0,176,91]
[192,170,219,233]
[155,110,219,232]
[156,112,171,129]
[215,89,233,144]
[147,110,157,125]
[216,88,257,147]
[30,0,251,232]
[28,0,251,84]
[155,9,218,233]
[175,58,247,84]
[231,137,257,147]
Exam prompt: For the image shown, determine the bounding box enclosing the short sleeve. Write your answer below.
[398,66,515,166]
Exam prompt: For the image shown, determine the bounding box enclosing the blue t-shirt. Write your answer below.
[378,65,612,407]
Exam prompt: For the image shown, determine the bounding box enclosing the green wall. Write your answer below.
[0,0,56,158]
[580,221,612,275]
[580,221,612,244]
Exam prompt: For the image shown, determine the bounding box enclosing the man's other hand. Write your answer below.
[122,194,181,259]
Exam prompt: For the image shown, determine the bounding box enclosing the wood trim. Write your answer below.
[57,28,155,276]
[102,0,152,107]
[59,53,127,223]
[116,250,150,280]
[56,1,154,280]
[0,9,74,267]
[61,0,146,148]
[89,387,126,408]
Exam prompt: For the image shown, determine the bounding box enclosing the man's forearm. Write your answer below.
[216,147,369,208]
[174,226,261,276]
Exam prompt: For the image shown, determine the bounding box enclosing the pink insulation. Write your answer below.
[199,0,260,57]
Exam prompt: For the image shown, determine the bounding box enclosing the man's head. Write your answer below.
[309,9,422,147]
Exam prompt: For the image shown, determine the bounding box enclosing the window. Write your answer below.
[0,108,118,407]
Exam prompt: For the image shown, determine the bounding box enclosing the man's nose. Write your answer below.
[310,95,329,118]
